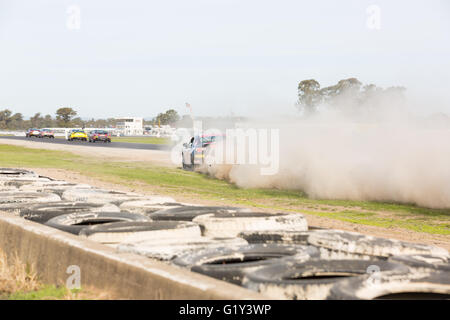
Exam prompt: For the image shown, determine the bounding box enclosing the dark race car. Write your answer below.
[181,134,225,169]
[88,130,111,143]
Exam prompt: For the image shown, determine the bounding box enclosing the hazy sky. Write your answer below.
[0,0,449,119]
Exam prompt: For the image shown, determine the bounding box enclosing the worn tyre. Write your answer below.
[243,259,406,300]
[62,188,145,204]
[0,168,37,177]
[20,182,91,196]
[45,211,149,235]
[117,237,249,261]
[238,230,315,245]
[173,244,316,285]
[388,254,450,272]
[0,177,51,188]
[119,197,180,214]
[149,206,252,222]
[307,229,448,258]
[20,201,120,223]
[193,212,308,238]
[327,269,450,300]
[79,221,201,244]
[0,192,60,204]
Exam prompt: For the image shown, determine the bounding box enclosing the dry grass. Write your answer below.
[0,250,40,295]
[0,248,112,300]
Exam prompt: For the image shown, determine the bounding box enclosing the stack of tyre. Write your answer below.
[1,168,449,300]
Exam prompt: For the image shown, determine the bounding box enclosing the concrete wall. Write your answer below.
[0,211,266,299]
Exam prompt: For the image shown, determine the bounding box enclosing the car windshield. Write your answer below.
[201,135,224,145]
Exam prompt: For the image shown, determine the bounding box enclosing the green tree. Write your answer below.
[154,109,180,126]
[297,79,322,115]
[0,109,12,129]
[56,107,77,127]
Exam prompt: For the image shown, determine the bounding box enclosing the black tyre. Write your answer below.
[173,244,316,285]
[79,220,201,244]
[328,269,450,300]
[20,202,120,223]
[242,259,406,300]
[192,211,308,237]
[0,168,36,177]
[307,229,448,258]
[238,230,314,245]
[149,206,252,222]
[117,237,248,261]
[388,254,450,272]
[62,188,144,205]
[20,184,89,196]
[0,177,52,188]
[0,202,39,215]
[45,211,149,235]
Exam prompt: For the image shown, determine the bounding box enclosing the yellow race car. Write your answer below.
[68,129,88,141]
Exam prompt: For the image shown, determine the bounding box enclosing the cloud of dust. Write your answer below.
[201,97,450,209]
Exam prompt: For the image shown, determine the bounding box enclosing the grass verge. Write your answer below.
[0,144,449,235]
[0,249,107,300]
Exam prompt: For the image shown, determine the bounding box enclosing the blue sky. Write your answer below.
[0,0,449,119]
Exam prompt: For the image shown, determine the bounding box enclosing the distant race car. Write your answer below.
[88,130,111,143]
[38,128,55,139]
[181,134,225,169]
[25,128,41,138]
[68,129,88,141]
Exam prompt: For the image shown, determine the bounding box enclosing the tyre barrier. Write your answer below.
[62,188,146,205]
[149,206,253,222]
[327,268,450,300]
[117,237,249,261]
[119,198,182,215]
[45,211,150,235]
[1,167,449,300]
[173,244,317,285]
[19,202,120,223]
[242,259,407,300]
[388,254,450,272]
[0,191,61,204]
[307,229,449,258]
[79,221,202,244]
[192,212,308,238]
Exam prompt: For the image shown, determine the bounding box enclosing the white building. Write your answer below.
[115,117,143,136]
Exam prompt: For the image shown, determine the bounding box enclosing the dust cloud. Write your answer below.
[200,99,450,209]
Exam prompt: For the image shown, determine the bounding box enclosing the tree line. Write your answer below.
[0,107,183,130]
[297,78,406,115]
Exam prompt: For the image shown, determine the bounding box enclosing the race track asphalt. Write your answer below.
[0,136,172,151]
